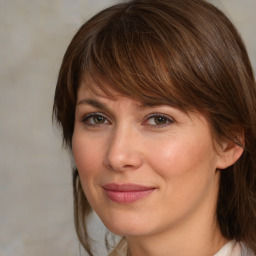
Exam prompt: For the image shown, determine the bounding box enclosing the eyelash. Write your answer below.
[81,112,110,127]
[143,114,174,128]
[81,112,174,128]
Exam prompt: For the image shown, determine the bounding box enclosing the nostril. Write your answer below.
[103,152,143,172]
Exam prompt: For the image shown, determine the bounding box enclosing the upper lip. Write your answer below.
[103,183,156,192]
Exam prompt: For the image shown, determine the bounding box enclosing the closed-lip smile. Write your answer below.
[102,183,156,204]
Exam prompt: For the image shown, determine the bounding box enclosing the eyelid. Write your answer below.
[81,112,111,126]
[143,113,175,127]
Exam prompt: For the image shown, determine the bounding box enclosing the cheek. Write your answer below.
[146,135,217,178]
[72,134,103,177]
[146,136,219,216]
[72,134,106,209]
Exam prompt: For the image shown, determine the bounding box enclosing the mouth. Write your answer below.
[102,183,156,204]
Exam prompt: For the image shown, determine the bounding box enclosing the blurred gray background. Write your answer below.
[0,1,255,256]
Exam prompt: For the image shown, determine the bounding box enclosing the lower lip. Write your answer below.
[104,189,155,204]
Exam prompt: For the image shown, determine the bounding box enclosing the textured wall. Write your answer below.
[0,1,255,256]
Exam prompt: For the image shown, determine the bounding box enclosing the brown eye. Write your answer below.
[154,116,168,125]
[93,115,106,124]
[144,114,174,127]
[83,113,110,126]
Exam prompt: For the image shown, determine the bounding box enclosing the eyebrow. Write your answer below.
[76,98,177,111]
[76,98,109,110]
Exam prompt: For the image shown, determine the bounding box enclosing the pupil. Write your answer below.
[155,116,166,125]
[94,116,105,124]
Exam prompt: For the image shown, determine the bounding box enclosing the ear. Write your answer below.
[216,139,244,170]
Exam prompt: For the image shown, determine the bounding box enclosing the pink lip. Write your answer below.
[103,183,156,204]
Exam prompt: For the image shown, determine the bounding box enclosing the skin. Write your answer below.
[72,84,243,256]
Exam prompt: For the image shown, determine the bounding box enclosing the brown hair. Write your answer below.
[53,0,256,254]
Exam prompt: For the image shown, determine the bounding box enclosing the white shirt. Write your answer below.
[108,239,255,256]
[214,240,238,256]
[214,240,255,256]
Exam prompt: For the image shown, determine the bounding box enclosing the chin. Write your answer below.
[101,214,153,237]
[108,225,147,237]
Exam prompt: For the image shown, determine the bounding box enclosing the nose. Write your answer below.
[103,124,143,172]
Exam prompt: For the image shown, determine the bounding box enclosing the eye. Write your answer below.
[144,114,174,127]
[82,113,110,126]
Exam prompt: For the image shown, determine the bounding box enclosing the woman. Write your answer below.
[53,0,256,255]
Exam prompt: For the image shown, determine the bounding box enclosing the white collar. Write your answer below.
[214,240,237,256]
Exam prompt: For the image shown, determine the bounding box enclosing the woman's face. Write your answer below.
[72,83,224,238]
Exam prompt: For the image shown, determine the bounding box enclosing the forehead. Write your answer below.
[77,89,164,113]
[78,79,121,100]
[77,77,180,108]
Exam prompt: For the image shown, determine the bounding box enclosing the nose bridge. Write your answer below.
[104,122,143,171]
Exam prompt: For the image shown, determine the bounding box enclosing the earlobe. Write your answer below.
[216,140,244,170]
